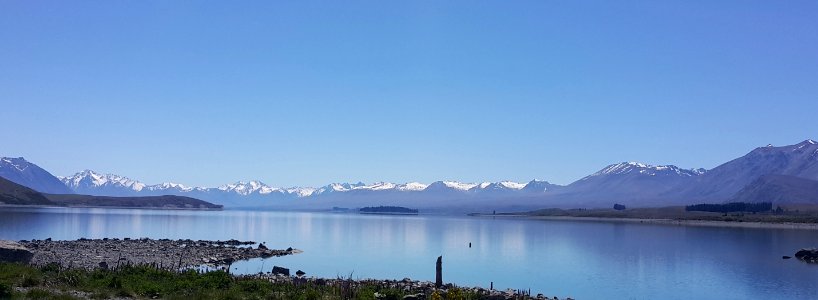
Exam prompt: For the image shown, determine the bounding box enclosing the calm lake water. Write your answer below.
[1,207,816,299]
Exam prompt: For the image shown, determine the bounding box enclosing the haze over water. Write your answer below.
[1,207,816,300]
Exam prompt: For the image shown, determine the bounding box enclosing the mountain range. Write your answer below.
[2,139,818,210]
[0,173,221,209]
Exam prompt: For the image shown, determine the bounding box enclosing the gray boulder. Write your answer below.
[272,266,290,276]
[0,240,33,263]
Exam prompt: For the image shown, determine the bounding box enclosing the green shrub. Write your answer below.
[21,273,41,287]
[107,276,122,289]
[40,263,62,274]
[0,282,12,299]
[355,287,376,300]
[2,263,471,300]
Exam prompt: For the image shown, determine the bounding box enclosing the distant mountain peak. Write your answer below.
[396,182,428,191]
[285,186,317,197]
[593,161,651,176]
[691,168,708,175]
[469,181,527,192]
[156,182,191,189]
[423,180,476,192]
[61,169,147,192]
[522,179,560,193]
[0,157,31,172]
[499,181,525,189]
[442,181,478,191]
[357,182,396,190]
[794,139,818,151]
[217,180,278,195]
[757,139,817,151]
[0,157,73,194]
[586,162,704,179]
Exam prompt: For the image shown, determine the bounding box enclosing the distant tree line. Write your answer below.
[359,206,419,214]
[685,202,772,213]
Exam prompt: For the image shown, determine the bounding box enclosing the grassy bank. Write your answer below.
[0,263,527,300]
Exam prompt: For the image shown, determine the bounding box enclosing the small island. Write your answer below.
[359,206,419,215]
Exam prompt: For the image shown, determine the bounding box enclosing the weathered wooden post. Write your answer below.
[435,256,443,288]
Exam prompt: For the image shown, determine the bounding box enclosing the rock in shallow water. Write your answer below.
[795,248,818,263]
[272,266,290,276]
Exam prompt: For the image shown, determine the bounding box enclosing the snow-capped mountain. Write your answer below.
[556,161,707,207]
[50,173,546,208]
[395,182,428,191]
[218,180,279,195]
[681,139,818,201]
[60,170,147,195]
[146,182,198,193]
[585,162,706,178]
[313,182,366,195]
[285,187,317,197]
[60,170,203,196]
[0,157,72,194]
[469,181,527,194]
[521,180,561,193]
[423,181,475,193]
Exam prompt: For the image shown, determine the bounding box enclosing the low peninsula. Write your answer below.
[0,176,222,210]
[475,203,818,230]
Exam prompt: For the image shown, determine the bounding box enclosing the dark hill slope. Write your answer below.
[730,174,818,205]
[44,194,222,209]
[0,176,56,205]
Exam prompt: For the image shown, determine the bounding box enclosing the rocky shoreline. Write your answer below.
[0,238,570,299]
[7,238,297,270]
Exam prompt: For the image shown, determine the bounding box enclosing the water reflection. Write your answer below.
[0,207,817,299]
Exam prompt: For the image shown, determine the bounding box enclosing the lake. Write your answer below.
[1,207,816,299]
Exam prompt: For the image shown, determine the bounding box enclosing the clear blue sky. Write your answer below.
[1,1,817,187]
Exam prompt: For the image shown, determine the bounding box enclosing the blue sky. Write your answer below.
[1,1,817,187]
